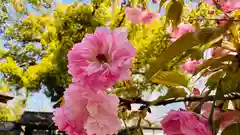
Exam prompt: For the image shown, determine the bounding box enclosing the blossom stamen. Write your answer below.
[96,54,108,63]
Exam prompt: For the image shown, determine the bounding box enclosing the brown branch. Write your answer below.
[120,93,240,106]
[118,14,125,27]
[195,18,240,22]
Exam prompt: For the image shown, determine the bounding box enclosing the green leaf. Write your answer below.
[216,100,229,111]
[195,55,236,75]
[221,123,240,135]
[232,100,240,109]
[206,70,225,91]
[147,21,233,80]
[212,119,221,134]
[151,71,189,87]
[166,0,183,27]
[151,87,187,105]
[165,87,187,98]
[147,33,198,79]
[219,71,240,94]
[185,49,203,60]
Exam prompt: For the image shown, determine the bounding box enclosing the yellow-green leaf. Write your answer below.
[147,21,233,80]
[195,55,236,75]
[151,87,187,105]
[232,100,240,109]
[166,87,187,98]
[151,71,189,87]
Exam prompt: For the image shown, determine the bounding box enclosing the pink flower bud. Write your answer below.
[152,0,158,4]
[209,9,214,14]
[193,88,200,95]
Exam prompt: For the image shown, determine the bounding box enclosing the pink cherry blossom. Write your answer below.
[58,84,121,135]
[212,47,231,58]
[202,0,223,7]
[84,91,121,135]
[221,0,240,12]
[63,84,92,120]
[220,110,240,129]
[167,23,195,42]
[68,27,136,90]
[201,103,222,121]
[161,110,212,135]
[201,103,240,130]
[181,59,203,74]
[202,0,240,12]
[125,7,158,24]
[141,11,159,24]
[125,7,144,24]
[53,106,87,135]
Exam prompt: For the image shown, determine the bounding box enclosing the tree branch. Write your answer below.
[195,18,240,22]
[118,14,125,27]
[120,93,240,106]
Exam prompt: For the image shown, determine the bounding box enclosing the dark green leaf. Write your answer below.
[185,49,203,60]
[166,0,183,27]
[219,71,240,94]
[232,100,240,109]
[221,123,240,135]
[216,100,229,111]
[206,70,225,91]
[212,119,221,134]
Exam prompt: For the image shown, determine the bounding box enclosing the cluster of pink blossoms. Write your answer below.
[125,7,159,24]
[53,27,136,135]
[202,103,240,130]
[161,110,213,135]
[202,0,240,12]
[166,23,204,74]
[181,59,203,74]
[167,23,195,42]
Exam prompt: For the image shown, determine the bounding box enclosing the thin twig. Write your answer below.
[123,119,131,135]
[137,117,143,135]
[118,14,125,27]
[195,18,240,22]
[209,77,223,134]
[119,93,240,106]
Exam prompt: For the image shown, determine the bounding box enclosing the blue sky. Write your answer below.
[62,0,75,4]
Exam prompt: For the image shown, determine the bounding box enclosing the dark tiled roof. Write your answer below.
[17,111,54,127]
[0,93,13,103]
